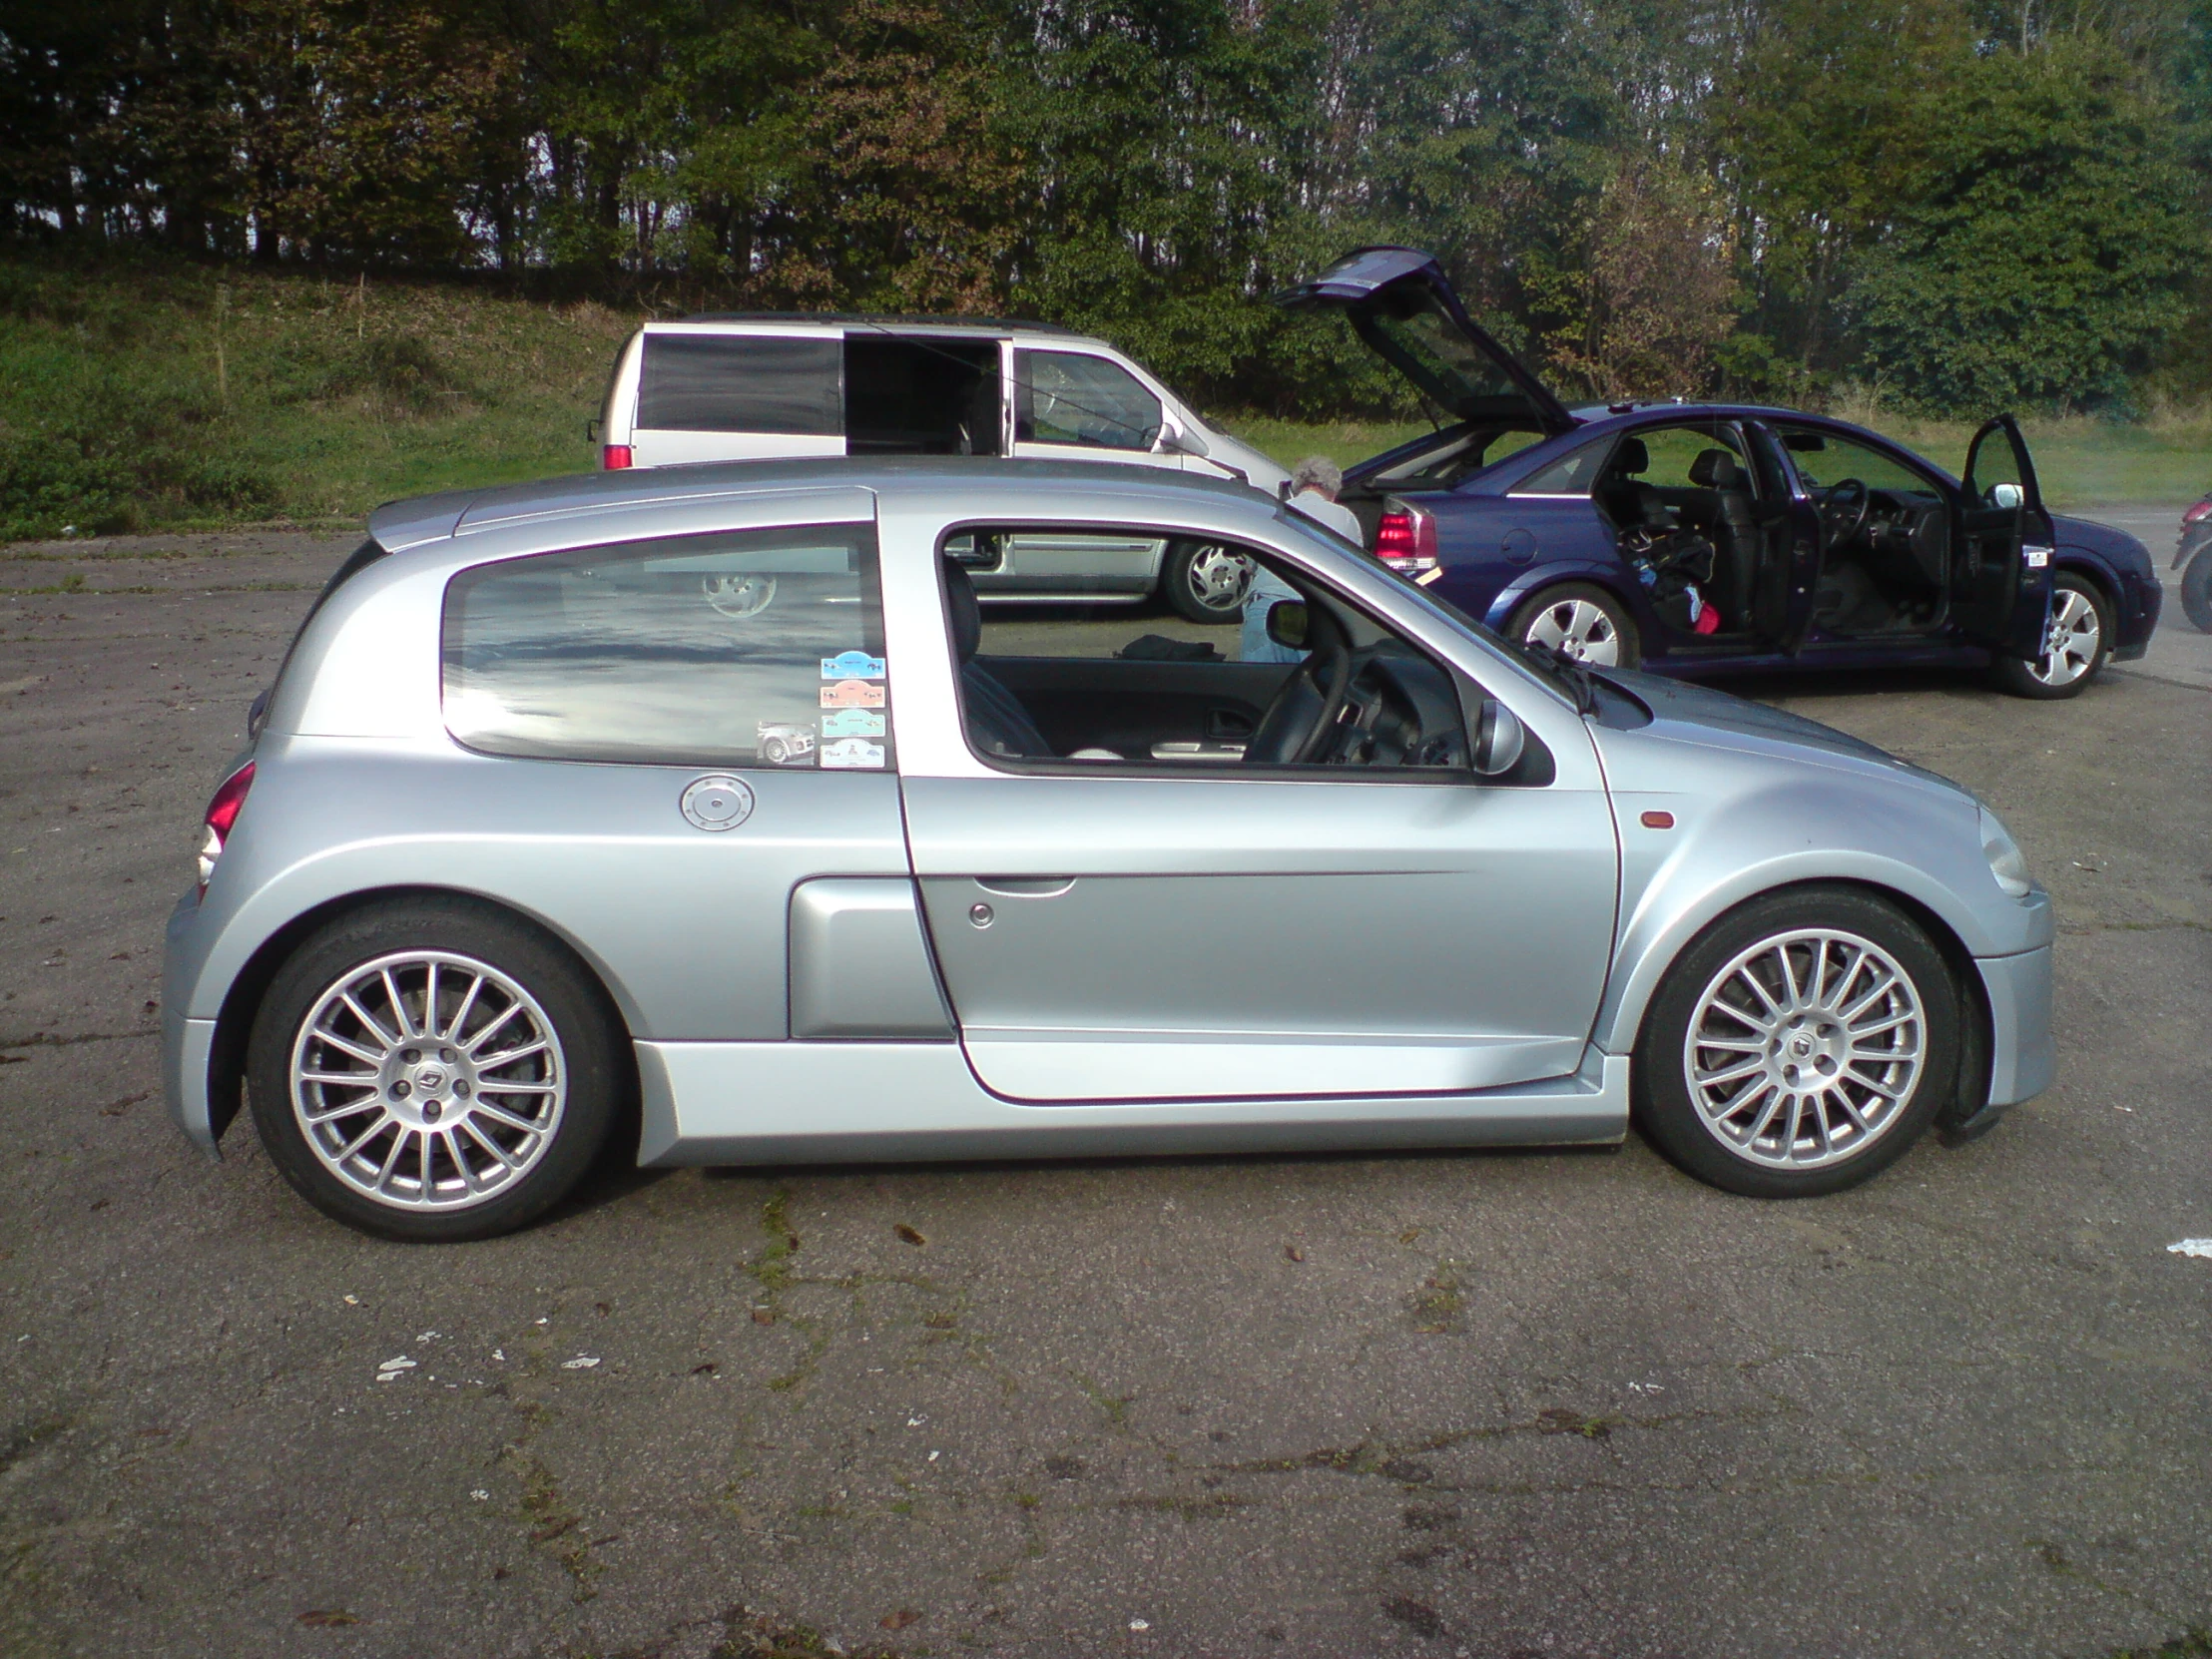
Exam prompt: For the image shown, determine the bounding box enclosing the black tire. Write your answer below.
[1506,581,1643,670]
[247,896,625,1242]
[2181,548,2212,634]
[1632,886,1959,1199]
[1989,571,2111,700]
[1162,539,1257,624]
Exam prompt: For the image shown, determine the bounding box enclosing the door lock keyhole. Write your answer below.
[968,903,994,928]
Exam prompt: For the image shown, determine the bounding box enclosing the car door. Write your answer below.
[892,514,1620,1105]
[627,326,845,466]
[1956,414,2056,657]
[1741,421,1823,652]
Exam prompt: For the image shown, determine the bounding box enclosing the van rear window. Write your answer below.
[638,334,841,434]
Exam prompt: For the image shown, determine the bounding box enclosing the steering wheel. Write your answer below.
[1244,609,1354,764]
[1819,478,1870,549]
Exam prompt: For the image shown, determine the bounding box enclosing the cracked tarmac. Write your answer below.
[1,522,2208,1657]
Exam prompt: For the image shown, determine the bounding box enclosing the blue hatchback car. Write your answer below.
[1279,249,2161,700]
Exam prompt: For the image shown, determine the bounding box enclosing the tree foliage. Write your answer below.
[0,0,2204,414]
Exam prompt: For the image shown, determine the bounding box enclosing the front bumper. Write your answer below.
[1979,942,2055,1105]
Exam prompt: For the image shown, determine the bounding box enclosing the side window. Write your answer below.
[1778,427,1938,498]
[1014,351,1162,451]
[443,524,892,771]
[939,527,1468,775]
[1509,437,1614,496]
[1615,423,1753,494]
[637,334,842,435]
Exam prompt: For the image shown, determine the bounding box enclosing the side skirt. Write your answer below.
[635,1040,1628,1167]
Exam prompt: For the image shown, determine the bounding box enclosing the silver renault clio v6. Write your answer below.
[164,459,2054,1240]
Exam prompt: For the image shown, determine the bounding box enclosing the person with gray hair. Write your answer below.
[1243,454,1361,662]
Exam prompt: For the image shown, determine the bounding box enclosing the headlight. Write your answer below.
[1978,807,2032,898]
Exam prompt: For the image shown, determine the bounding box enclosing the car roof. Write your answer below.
[671,311,1079,335]
[366,457,1281,553]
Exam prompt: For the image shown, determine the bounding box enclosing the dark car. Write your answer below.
[1279,249,2161,699]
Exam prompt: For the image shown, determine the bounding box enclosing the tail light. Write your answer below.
[1373,497,1440,577]
[197,762,255,895]
[602,444,634,470]
[2185,497,2212,525]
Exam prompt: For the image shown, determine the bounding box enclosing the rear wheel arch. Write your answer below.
[206,886,637,1149]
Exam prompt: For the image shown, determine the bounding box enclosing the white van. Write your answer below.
[597,315,1290,621]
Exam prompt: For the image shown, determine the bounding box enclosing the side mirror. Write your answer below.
[1989,481,2023,509]
[1265,600,1308,648]
[1158,424,1211,459]
[1471,699,1526,778]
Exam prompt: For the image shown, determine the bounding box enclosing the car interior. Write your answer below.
[938,537,1478,773]
[844,335,1002,456]
[1776,427,1952,637]
[1589,426,1764,639]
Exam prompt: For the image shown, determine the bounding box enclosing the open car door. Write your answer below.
[1275,249,1579,439]
[1957,415,2055,658]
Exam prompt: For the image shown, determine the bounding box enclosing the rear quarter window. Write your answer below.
[442,524,892,771]
[637,333,841,435]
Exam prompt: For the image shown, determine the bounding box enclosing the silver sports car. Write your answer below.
[164,458,2054,1241]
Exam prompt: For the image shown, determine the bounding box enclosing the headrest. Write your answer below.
[1690,448,1741,489]
[1611,437,1649,476]
[942,557,982,663]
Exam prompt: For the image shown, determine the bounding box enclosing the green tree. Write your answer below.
[1850,36,2201,411]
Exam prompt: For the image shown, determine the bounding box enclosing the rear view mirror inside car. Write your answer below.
[1783,431,1827,452]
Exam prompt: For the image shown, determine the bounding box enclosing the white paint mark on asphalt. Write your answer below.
[2167,1239,2212,1258]
[561,1355,601,1370]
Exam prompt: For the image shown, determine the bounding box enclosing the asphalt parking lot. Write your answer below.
[2,518,2207,1659]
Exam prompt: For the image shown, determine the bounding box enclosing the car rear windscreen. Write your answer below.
[637,334,841,434]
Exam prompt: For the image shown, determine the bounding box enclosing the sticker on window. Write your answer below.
[821,737,888,770]
[822,679,887,709]
[822,710,885,739]
[822,650,886,680]
[755,722,817,766]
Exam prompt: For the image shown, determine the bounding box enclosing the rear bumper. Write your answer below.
[163,889,225,1158]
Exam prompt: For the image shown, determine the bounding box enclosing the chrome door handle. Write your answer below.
[974,876,1075,897]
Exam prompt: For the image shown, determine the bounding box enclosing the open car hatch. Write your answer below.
[1276,248,1578,438]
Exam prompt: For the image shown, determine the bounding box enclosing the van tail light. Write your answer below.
[197,762,255,895]
[602,444,634,470]
[1374,497,1440,576]
[2185,496,2212,525]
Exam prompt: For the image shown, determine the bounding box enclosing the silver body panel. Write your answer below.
[164,457,2056,1171]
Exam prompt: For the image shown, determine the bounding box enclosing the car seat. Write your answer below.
[1597,437,1665,529]
[1687,448,1757,630]
[943,559,1054,758]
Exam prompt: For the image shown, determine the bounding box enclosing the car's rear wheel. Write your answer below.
[1163,539,1257,623]
[1991,572,2109,699]
[1508,582,1641,669]
[1633,887,1959,1198]
[761,735,790,764]
[247,897,623,1242]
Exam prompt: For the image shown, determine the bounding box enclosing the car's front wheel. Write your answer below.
[1633,887,1959,1198]
[1991,572,2110,699]
[247,897,624,1241]
[1507,582,1641,670]
[1162,539,1257,624]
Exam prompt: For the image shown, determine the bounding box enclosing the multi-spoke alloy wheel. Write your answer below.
[1165,540,1258,622]
[1682,929,1923,1170]
[1634,887,1958,1198]
[1993,573,2110,700]
[2026,586,2100,689]
[290,950,566,1210]
[249,899,620,1241]
[1508,583,1640,670]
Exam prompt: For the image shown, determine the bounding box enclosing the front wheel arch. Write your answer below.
[207,885,637,1151]
[1626,877,1992,1153]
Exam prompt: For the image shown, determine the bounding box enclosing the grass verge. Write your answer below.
[0,249,2200,541]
